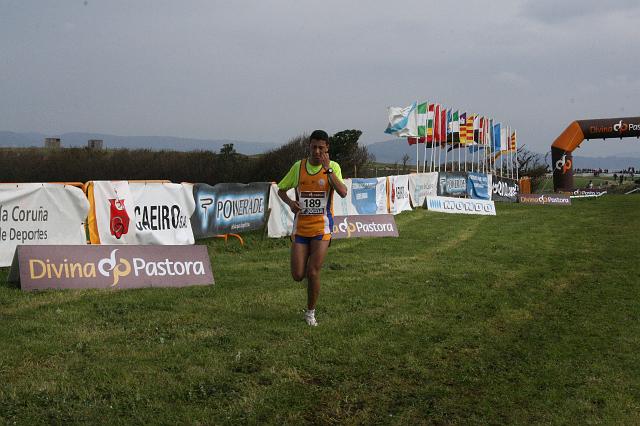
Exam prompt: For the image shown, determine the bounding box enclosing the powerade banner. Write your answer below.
[192,182,270,237]
[492,176,519,203]
[350,178,378,215]
[408,172,438,208]
[0,183,89,267]
[89,181,195,245]
[9,245,214,291]
[437,172,467,197]
[426,195,496,216]
[466,173,492,200]
[331,215,399,239]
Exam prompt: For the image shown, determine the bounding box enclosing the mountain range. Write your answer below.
[2,131,639,170]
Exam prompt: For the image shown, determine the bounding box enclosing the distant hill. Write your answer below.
[0,131,279,155]
[366,138,640,169]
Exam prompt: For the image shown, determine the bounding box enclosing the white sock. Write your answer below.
[306,309,315,317]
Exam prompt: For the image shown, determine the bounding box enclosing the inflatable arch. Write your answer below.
[551,117,640,191]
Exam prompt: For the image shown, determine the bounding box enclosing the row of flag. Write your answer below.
[384,101,517,153]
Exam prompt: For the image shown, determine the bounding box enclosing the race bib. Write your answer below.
[299,191,327,215]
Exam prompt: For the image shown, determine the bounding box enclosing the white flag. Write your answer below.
[384,101,418,137]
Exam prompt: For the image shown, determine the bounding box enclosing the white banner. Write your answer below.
[425,195,496,216]
[409,172,438,208]
[331,178,352,217]
[388,174,412,215]
[375,177,388,214]
[267,184,295,238]
[91,181,195,245]
[0,183,89,267]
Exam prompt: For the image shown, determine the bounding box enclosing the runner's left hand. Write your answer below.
[321,151,331,170]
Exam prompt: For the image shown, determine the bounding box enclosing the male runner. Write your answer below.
[277,130,347,326]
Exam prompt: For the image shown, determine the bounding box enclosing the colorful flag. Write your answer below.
[452,111,460,143]
[459,112,467,144]
[510,130,517,151]
[492,122,501,153]
[385,102,418,137]
[438,107,447,143]
[416,102,428,138]
[473,115,480,143]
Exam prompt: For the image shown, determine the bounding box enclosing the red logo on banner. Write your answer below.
[109,199,130,239]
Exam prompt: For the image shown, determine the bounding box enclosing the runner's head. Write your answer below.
[309,130,329,165]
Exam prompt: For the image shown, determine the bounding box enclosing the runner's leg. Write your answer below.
[306,239,330,310]
[290,241,310,282]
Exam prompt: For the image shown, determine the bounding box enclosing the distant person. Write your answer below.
[613,173,618,183]
[619,174,624,184]
[588,180,593,189]
[277,130,348,326]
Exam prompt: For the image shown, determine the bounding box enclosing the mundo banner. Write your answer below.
[492,176,519,203]
[0,183,89,267]
[331,215,399,239]
[466,173,492,200]
[9,245,214,291]
[519,194,571,205]
[192,182,270,236]
[425,196,496,216]
[437,172,468,197]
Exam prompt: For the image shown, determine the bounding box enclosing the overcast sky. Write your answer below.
[1,0,639,156]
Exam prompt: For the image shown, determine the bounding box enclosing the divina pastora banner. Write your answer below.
[331,215,399,239]
[9,245,214,291]
[0,183,89,267]
[191,182,271,237]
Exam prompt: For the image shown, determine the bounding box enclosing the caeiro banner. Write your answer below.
[0,183,90,267]
[388,175,412,215]
[88,181,195,245]
[192,182,271,237]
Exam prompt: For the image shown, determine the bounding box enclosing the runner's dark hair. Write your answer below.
[309,130,329,143]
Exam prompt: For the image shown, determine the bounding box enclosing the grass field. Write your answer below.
[1,196,640,424]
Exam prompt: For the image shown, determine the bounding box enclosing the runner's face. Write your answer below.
[309,139,328,165]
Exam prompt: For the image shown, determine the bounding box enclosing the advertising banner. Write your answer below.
[518,194,571,205]
[130,182,195,245]
[492,176,519,203]
[567,189,607,198]
[267,184,295,238]
[437,172,468,197]
[331,178,352,216]
[191,182,271,237]
[0,183,89,267]
[331,215,399,239]
[388,175,412,215]
[467,173,492,200]
[408,172,438,208]
[350,178,379,215]
[425,195,496,216]
[9,245,214,291]
[375,177,389,214]
[90,181,195,245]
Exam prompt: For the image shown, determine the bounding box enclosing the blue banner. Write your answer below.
[466,172,491,200]
[350,178,378,214]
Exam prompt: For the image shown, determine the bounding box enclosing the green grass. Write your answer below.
[2,196,640,424]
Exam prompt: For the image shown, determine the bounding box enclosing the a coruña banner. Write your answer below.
[88,181,195,245]
[0,183,89,267]
[408,172,438,208]
[466,172,492,200]
[492,176,519,203]
[191,182,270,237]
[437,172,468,197]
[9,245,214,291]
[331,215,399,239]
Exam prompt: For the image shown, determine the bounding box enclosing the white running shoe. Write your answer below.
[305,310,318,327]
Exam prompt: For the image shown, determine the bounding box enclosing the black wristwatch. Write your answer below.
[325,168,334,174]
